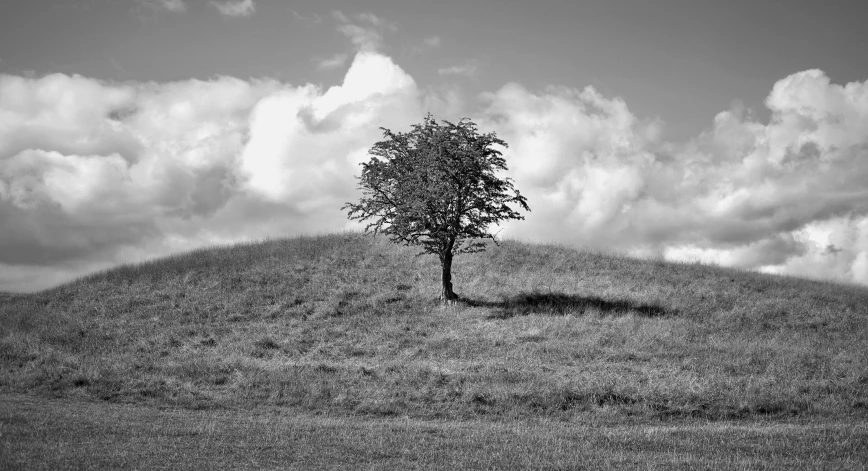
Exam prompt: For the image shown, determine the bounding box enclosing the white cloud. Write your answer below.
[0,54,422,290]
[211,0,255,17]
[1,62,868,290]
[315,53,349,70]
[0,73,275,274]
[438,61,479,78]
[241,53,418,202]
[477,70,868,284]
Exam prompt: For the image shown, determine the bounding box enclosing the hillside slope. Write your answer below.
[1,233,866,420]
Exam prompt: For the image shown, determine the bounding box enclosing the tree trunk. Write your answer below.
[440,252,458,303]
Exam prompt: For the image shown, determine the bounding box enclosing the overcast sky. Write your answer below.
[2,0,868,291]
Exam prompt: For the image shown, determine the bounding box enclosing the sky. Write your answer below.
[1,0,868,291]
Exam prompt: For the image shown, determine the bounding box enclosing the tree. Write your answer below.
[344,114,530,303]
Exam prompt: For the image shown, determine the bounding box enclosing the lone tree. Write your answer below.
[344,114,530,303]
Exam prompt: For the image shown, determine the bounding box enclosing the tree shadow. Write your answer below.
[464,292,670,320]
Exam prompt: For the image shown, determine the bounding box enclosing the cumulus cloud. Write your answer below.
[477,70,868,284]
[241,53,418,202]
[0,73,277,273]
[0,53,421,290]
[211,0,255,17]
[1,60,867,291]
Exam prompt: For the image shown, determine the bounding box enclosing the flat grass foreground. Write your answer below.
[2,233,868,468]
[2,394,866,470]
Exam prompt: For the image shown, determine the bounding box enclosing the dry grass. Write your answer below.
[3,393,867,470]
[1,232,867,422]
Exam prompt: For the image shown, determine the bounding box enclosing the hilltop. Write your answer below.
[1,232,867,421]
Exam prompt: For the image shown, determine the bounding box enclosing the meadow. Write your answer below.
[2,233,867,469]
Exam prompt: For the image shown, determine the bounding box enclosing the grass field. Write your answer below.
[2,233,867,468]
[3,393,866,470]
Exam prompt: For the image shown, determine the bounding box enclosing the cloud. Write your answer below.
[0,54,421,291]
[2,62,868,290]
[438,60,479,78]
[315,53,349,70]
[477,70,868,284]
[211,0,255,17]
[333,11,396,52]
[140,0,186,13]
[241,54,418,203]
[0,73,280,275]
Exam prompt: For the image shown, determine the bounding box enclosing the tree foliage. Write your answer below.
[344,114,530,301]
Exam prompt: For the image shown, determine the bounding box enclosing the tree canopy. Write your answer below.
[344,114,529,302]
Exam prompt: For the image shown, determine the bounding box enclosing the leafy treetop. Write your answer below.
[344,114,529,301]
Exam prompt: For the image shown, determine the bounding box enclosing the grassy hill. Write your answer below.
[2,232,866,422]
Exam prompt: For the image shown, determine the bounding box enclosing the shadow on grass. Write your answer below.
[465,292,669,320]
